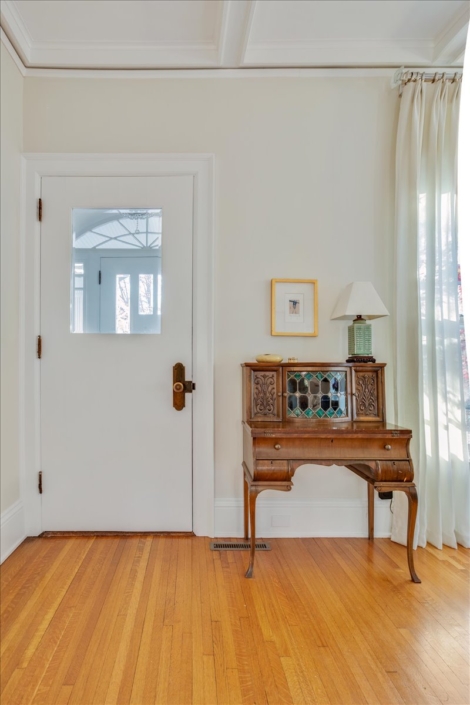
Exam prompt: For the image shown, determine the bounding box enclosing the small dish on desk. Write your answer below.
[255,354,283,363]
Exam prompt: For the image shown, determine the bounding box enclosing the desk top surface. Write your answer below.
[243,421,412,437]
[242,361,386,368]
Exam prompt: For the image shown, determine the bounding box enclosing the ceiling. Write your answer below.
[1,0,468,70]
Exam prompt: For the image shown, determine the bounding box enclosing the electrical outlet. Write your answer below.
[271,515,290,527]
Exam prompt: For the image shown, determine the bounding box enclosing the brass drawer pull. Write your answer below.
[274,444,282,450]
[277,392,282,396]
[384,444,392,451]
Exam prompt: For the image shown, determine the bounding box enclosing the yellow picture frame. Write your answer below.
[271,278,318,336]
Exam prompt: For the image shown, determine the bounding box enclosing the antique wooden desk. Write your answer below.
[242,362,420,583]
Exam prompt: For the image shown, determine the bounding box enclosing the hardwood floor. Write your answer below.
[1,536,469,705]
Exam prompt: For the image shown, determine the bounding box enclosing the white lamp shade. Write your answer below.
[330,282,389,320]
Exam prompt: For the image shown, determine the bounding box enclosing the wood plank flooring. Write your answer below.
[1,536,469,705]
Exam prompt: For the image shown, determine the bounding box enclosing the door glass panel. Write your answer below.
[116,274,130,334]
[71,208,162,333]
[139,274,154,315]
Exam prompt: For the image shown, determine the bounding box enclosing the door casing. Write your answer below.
[20,154,215,537]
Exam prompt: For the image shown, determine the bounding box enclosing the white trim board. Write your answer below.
[0,27,26,75]
[20,154,215,538]
[0,35,427,79]
[19,67,400,79]
[1,500,26,563]
[215,498,393,538]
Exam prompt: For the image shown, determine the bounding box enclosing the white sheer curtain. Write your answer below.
[392,76,470,550]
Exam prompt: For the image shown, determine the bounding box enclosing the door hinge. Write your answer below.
[37,335,42,359]
[38,198,42,222]
[98,270,102,285]
[38,471,43,495]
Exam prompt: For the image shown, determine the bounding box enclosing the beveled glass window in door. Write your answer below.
[286,371,348,418]
[71,208,162,334]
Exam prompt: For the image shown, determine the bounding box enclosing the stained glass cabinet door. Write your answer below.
[285,368,352,421]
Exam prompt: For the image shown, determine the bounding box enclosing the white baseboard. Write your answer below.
[1,499,26,563]
[215,498,392,538]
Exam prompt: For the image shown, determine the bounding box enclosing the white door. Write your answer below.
[40,176,193,531]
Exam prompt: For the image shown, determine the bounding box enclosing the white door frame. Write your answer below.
[20,154,215,537]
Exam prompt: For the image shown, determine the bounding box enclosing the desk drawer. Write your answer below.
[255,436,408,461]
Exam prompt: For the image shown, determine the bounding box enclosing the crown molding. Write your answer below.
[243,38,444,68]
[0,26,26,75]
[0,0,31,64]
[21,66,399,80]
[433,3,469,64]
[26,40,219,69]
[0,27,460,80]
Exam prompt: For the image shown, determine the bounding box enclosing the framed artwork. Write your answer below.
[271,279,318,336]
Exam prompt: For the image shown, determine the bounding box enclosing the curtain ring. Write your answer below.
[432,72,438,83]
[452,72,458,83]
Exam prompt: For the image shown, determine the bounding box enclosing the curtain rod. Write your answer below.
[392,67,463,95]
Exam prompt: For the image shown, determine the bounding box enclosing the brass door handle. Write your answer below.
[173,363,195,411]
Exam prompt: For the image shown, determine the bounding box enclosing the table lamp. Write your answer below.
[330,282,389,362]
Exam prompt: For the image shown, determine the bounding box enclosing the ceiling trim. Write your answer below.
[17,66,401,80]
[243,38,447,68]
[26,41,219,69]
[0,0,32,65]
[0,27,26,75]
[1,0,467,71]
[0,31,459,80]
[433,3,469,64]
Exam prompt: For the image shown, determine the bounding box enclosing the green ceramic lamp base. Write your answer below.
[347,316,374,359]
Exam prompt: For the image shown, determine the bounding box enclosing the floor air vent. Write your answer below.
[210,541,271,551]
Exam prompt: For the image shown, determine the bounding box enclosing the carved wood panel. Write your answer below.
[353,369,383,420]
[252,371,279,419]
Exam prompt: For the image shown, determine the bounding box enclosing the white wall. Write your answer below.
[1,42,25,559]
[23,74,399,536]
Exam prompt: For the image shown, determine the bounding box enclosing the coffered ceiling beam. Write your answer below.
[217,0,257,68]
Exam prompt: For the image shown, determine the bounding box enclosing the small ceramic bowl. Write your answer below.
[255,354,283,363]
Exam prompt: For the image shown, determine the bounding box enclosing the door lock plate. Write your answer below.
[173,363,195,410]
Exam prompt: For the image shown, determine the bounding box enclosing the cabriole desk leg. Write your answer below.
[377,482,421,583]
[243,472,249,540]
[404,485,421,583]
[368,482,374,540]
[245,487,262,578]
